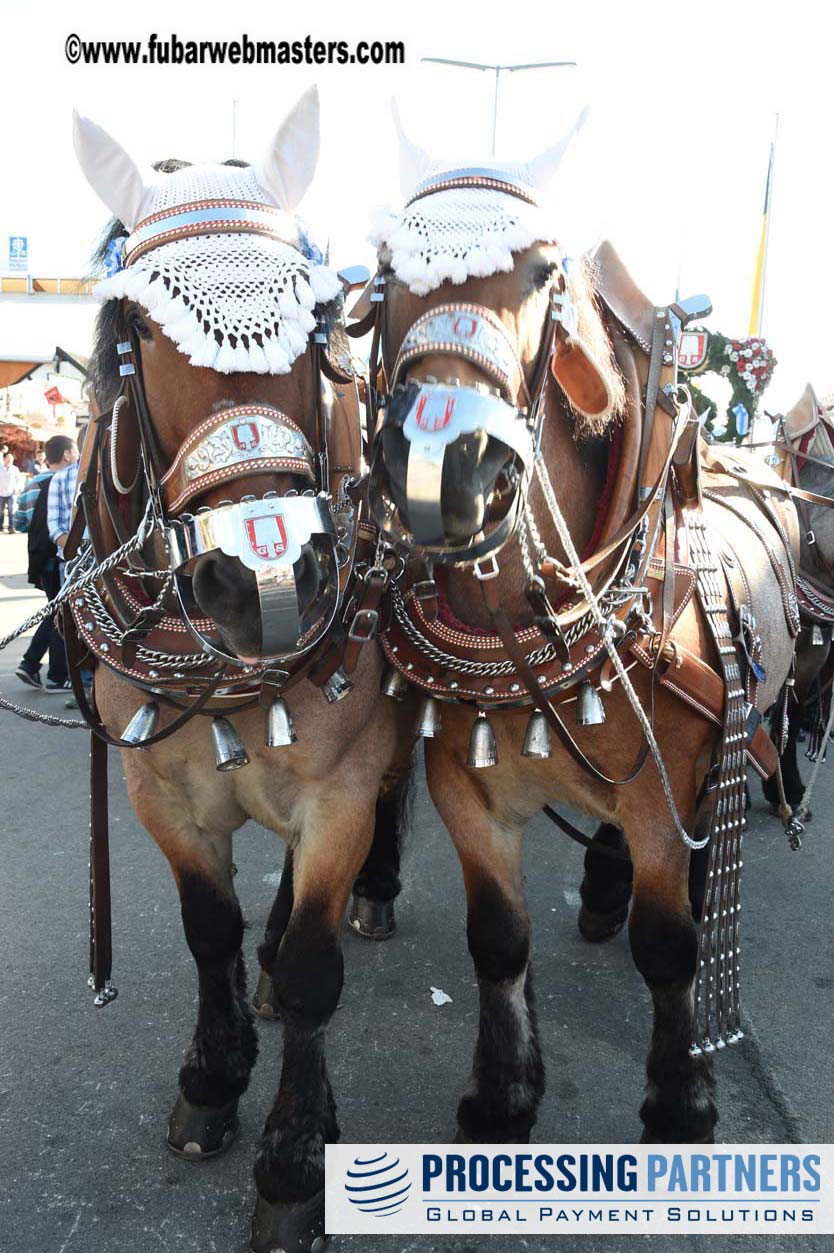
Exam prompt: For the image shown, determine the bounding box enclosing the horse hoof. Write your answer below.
[253,969,280,1020]
[250,1189,328,1253]
[577,902,628,943]
[349,895,396,941]
[166,1091,239,1160]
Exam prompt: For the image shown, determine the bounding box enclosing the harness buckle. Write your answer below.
[348,608,379,643]
[473,555,500,581]
[807,529,816,546]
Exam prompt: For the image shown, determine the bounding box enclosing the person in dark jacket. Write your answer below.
[15,435,78,690]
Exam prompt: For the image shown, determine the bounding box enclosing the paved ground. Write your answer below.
[0,531,831,1253]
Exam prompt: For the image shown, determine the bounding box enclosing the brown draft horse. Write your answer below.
[72,90,410,1252]
[760,385,834,815]
[365,124,798,1145]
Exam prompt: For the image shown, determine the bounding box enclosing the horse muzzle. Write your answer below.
[370,378,533,564]
[165,494,340,664]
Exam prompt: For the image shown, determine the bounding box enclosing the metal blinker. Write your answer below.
[467,710,498,769]
[121,701,159,746]
[321,667,354,704]
[576,681,606,727]
[211,717,250,771]
[381,666,408,702]
[265,698,297,748]
[521,709,552,759]
[416,695,443,739]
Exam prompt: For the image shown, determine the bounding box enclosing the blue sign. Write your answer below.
[8,236,28,273]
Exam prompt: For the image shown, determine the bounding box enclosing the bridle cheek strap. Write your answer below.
[160,404,314,513]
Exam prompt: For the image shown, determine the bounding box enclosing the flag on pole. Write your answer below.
[748,119,778,337]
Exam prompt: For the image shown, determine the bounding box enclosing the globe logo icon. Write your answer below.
[344,1151,412,1217]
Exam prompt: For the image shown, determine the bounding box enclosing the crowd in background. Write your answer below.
[5,436,80,693]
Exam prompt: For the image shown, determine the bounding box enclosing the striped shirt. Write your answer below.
[47,461,80,553]
[14,471,53,532]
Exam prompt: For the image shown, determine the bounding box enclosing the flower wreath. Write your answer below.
[682,330,777,443]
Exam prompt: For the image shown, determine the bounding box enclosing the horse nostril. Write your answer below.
[192,555,254,616]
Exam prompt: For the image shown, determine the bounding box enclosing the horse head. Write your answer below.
[367,105,624,563]
[75,87,348,664]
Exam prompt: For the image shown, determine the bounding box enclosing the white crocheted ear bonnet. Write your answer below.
[371,104,588,297]
[73,87,341,374]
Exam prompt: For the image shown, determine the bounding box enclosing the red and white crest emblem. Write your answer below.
[678,331,709,371]
[231,420,261,452]
[415,393,456,433]
[452,315,478,340]
[245,513,288,560]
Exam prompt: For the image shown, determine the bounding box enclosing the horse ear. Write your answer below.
[391,98,433,197]
[72,110,148,230]
[524,105,590,193]
[255,84,320,211]
[551,334,612,420]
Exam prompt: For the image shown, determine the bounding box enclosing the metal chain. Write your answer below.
[391,580,593,676]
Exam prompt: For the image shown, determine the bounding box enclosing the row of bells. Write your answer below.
[121,664,606,773]
[382,666,606,768]
[120,667,356,772]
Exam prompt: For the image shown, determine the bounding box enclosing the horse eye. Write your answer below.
[531,263,557,291]
[127,307,152,341]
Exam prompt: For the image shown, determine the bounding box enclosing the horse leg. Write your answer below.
[577,822,633,943]
[253,846,295,1021]
[425,746,544,1144]
[251,787,376,1253]
[165,834,258,1159]
[349,771,411,941]
[627,826,717,1144]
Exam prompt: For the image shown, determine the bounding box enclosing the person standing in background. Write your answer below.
[0,451,23,532]
[15,435,77,691]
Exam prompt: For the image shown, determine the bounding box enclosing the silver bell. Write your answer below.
[265,697,297,748]
[416,695,443,738]
[576,681,606,726]
[321,667,354,704]
[521,709,552,759]
[122,701,159,747]
[811,624,825,646]
[211,717,250,772]
[467,710,498,769]
[381,666,408,702]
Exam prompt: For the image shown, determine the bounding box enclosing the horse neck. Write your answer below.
[438,389,606,630]
[800,458,834,578]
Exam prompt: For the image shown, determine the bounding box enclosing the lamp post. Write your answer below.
[421,58,576,155]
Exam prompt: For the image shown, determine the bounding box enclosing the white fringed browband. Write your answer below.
[94,167,340,375]
[369,165,559,298]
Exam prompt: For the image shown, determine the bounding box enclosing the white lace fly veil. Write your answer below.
[369,100,591,298]
[73,86,341,375]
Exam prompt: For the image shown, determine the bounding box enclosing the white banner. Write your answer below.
[326,1144,832,1235]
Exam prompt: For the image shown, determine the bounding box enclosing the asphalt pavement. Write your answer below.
[0,531,831,1253]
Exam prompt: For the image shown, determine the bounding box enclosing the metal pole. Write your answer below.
[758,113,779,339]
[422,58,576,156]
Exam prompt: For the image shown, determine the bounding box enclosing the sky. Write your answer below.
[1,0,831,413]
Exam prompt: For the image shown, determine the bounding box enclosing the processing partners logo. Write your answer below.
[327,1145,832,1236]
[344,1151,412,1217]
